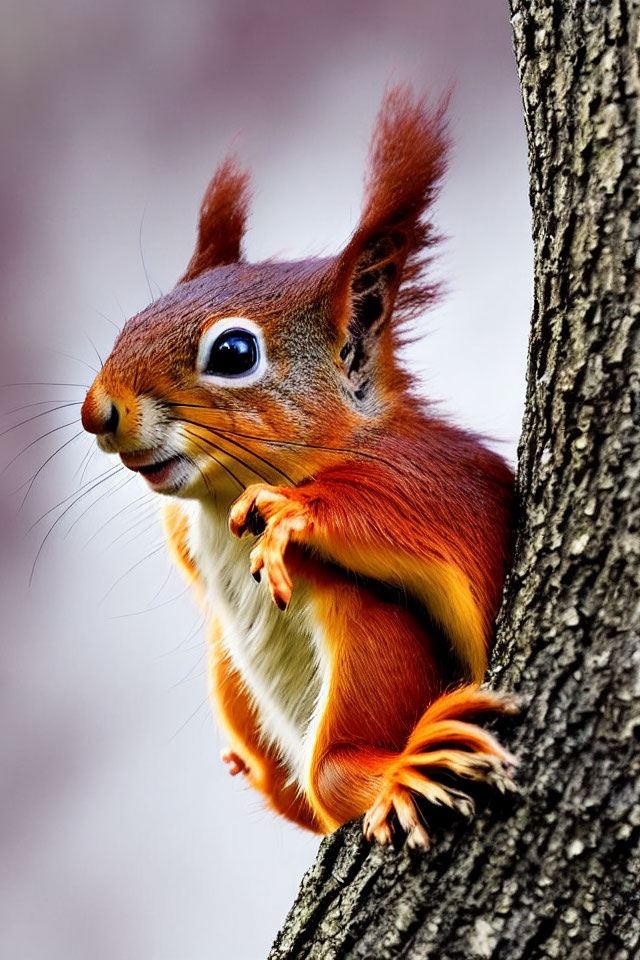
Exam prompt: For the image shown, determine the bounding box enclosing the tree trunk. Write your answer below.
[268,3,640,958]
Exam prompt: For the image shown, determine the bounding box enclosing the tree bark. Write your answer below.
[268,2,640,958]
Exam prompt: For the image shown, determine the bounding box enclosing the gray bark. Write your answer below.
[268,2,640,958]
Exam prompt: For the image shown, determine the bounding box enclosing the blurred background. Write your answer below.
[0,2,531,958]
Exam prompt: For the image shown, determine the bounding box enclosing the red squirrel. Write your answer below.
[81,88,515,848]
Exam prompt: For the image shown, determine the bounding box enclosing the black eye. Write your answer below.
[203,329,259,377]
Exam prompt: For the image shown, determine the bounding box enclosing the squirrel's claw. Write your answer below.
[364,786,432,850]
[250,534,293,611]
[363,797,394,846]
[229,494,253,538]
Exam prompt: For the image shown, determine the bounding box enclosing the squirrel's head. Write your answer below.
[81,87,448,500]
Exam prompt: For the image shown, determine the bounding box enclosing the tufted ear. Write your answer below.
[334,87,450,396]
[180,156,251,282]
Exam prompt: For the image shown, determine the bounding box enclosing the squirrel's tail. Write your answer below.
[363,685,517,848]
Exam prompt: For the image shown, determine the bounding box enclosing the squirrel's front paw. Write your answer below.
[229,484,288,539]
[229,485,309,611]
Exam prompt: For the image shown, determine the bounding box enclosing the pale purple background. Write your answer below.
[1,2,531,958]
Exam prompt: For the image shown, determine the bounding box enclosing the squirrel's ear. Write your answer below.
[180,156,251,282]
[333,88,449,389]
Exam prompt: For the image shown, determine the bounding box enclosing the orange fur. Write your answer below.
[81,86,516,846]
[163,501,198,582]
[207,627,320,832]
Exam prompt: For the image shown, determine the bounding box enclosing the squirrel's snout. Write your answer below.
[81,384,159,454]
[81,390,120,436]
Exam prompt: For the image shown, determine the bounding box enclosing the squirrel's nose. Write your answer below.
[104,403,120,433]
[81,393,121,436]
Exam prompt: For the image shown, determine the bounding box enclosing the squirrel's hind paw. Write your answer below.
[221,748,250,777]
[363,748,516,850]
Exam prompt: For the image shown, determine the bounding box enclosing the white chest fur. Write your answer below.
[185,498,325,783]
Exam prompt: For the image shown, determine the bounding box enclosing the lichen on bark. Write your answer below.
[269,2,640,957]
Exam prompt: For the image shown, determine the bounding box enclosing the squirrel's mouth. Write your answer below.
[120,451,189,490]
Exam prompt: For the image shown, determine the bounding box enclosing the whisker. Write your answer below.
[64,472,137,539]
[10,474,40,497]
[169,695,210,743]
[168,650,207,691]
[29,467,125,585]
[218,433,296,486]
[155,609,205,659]
[181,421,277,485]
[2,419,81,476]
[223,427,402,474]
[147,554,175,604]
[19,430,86,510]
[84,331,105,368]
[6,399,84,415]
[96,507,157,552]
[139,209,157,304]
[114,296,128,324]
[74,444,97,484]
[94,307,121,336]
[52,349,99,376]
[1,402,83,437]
[167,401,402,475]
[182,429,245,493]
[82,490,152,550]
[190,453,216,500]
[177,417,295,486]
[28,464,123,532]
[100,542,167,604]
[109,581,192,620]
[0,381,89,390]
[104,506,160,551]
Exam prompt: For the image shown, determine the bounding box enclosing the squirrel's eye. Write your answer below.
[203,329,259,377]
